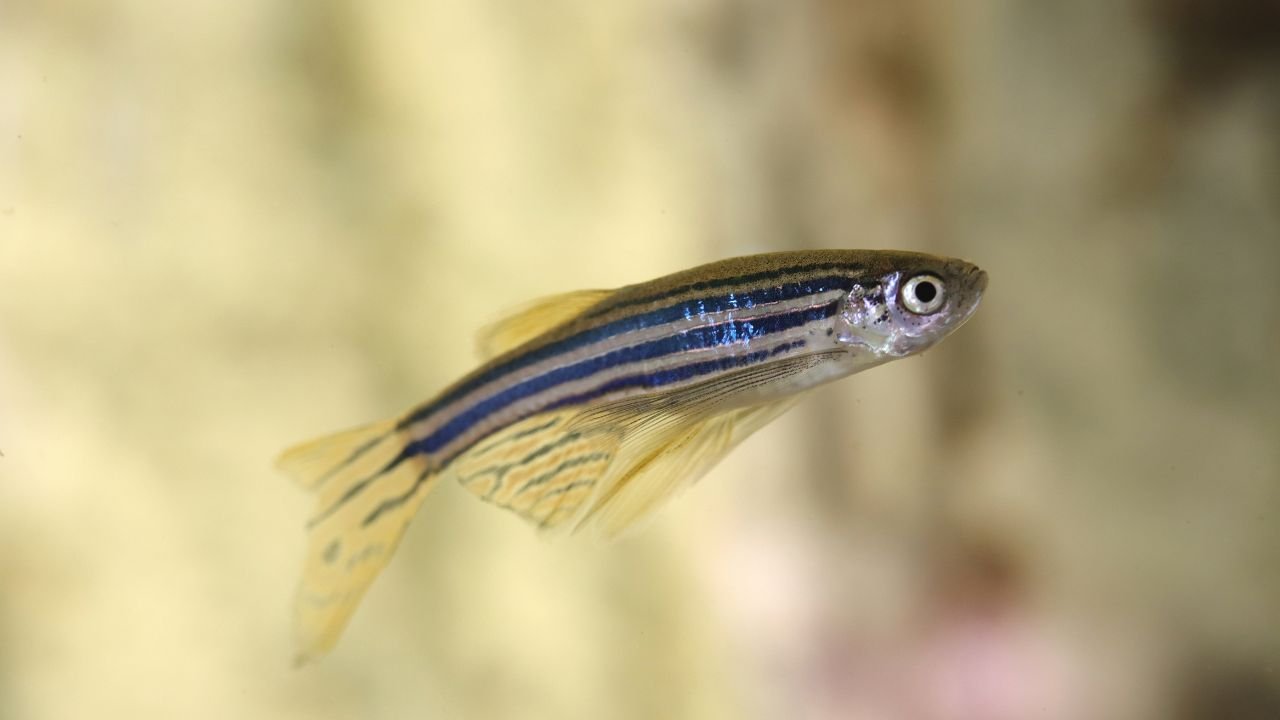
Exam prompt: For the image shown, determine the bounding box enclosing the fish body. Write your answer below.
[279,249,986,661]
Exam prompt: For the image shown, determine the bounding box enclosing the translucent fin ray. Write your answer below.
[277,421,438,664]
[475,289,614,361]
[451,409,621,532]
[573,396,801,538]
[451,352,834,537]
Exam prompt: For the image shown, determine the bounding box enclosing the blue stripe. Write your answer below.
[401,300,840,459]
[358,339,809,526]
[543,339,808,411]
[585,262,863,318]
[399,275,855,429]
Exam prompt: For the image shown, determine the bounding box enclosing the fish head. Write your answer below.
[834,252,987,360]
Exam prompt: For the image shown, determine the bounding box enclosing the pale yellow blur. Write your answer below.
[2,1,1278,719]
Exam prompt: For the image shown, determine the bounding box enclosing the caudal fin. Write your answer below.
[277,419,436,664]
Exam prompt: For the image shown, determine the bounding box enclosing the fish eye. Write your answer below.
[902,274,945,314]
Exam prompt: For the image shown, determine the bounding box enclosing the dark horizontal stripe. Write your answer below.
[361,467,433,527]
[317,304,835,529]
[585,262,865,318]
[459,430,581,486]
[536,478,595,501]
[361,339,811,527]
[554,339,809,410]
[542,339,809,413]
[398,275,856,431]
[515,452,612,495]
[470,416,560,457]
[770,339,808,356]
[312,432,385,491]
[308,468,377,529]
[403,301,839,459]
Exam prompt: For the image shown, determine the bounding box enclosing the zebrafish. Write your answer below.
[278,249,987,662]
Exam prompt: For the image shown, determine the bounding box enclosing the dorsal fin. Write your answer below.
[475,289,613,361]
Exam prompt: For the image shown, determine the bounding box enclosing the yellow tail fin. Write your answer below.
[277,419,436,664]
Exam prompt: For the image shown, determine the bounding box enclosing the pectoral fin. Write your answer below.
[564,351,838,536]
[573,396,802,537]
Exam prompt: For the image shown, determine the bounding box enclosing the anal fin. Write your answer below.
[453,351,838,537]
[566,351,839,537]
[451,410,620,532]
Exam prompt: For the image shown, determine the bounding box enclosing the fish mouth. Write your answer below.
[963,264,988,305]
[946,266,987,329]
[972,267,989,294]
[958,263,988,294]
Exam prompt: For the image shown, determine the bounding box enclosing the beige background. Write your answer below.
[2,1,1278,718]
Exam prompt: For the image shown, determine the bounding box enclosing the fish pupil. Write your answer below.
[913,280,937,303]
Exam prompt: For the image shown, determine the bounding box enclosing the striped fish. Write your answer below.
[278,249,987,662]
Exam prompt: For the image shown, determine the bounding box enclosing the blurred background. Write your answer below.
[2,0,1278,718]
